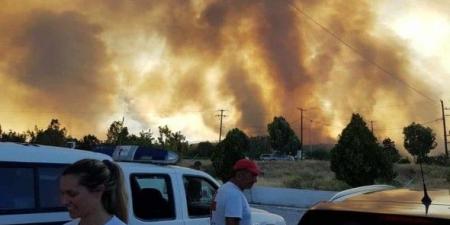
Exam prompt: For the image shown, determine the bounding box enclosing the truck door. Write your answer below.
[128,173,183,225]
[181,175,218,225]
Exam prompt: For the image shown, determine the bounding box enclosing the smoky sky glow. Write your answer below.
[0,0,448,152]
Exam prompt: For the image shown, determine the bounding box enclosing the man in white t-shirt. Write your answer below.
[210,159,261,225]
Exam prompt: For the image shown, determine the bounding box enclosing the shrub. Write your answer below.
[397,157,411,164]
[382,138,401,163]
[421,154,449,166]
[331,114,395,187]
[446,171,450,182]
[304,148,331,160]
[211,128,248,182]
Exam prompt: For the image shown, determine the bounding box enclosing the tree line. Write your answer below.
[0,119,188,153]
[0,116,301,157]
[211,113,438,186]
[0,113,439,187]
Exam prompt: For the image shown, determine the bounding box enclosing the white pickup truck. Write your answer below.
[0,142,286,225]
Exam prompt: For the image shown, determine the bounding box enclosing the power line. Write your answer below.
[373,118,442,132]
[288,2,437,103]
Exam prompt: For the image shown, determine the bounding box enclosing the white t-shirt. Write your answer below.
[210,181,251,225]
[63,215,126,225]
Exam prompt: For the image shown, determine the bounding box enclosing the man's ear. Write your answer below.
[235,170,246,180]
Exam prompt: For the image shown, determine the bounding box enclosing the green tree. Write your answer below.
[192,141,215,158]
[168,131,188,154]
[106,120,129,145]
[126,129,154,147]
[211,128,249,182]
[31,119,67,146]
[157,125,171,149]
[77,134,101,150]
[330,114,395,187]
[0,129,27,143]
[267,116,300,156]
[27,127,37,143]
[403,122,437,161]
[382,138,401,163]
[156,125,188,154]
[249,136,271,159]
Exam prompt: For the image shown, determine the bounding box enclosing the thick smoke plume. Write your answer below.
[0,0,446,150]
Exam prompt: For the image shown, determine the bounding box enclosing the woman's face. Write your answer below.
[59,174,103,219]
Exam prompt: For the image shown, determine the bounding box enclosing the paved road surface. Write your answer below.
[253,204,306,225]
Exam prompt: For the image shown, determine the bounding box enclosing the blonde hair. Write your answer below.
[62,159,128,223]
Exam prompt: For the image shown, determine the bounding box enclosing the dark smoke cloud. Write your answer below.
[256,0,310,91]
[102,0,440,145]
[0,0,444,148]
[6,10,117,135]
[220,63,268,135]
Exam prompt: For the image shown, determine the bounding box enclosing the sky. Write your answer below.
[0,0,448,153]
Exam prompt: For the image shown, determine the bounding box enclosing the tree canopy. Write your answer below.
[29,119,67,146]
[330,114,395,187]
[106,120,129,145]
[77,134,101,150]
[156,125,188,154]
[211,128,248,182]
[0,119,190,152]
[248,136,271,159]
[126,129,155,148]
[382,138,401,163]
[0,127,27,143]
[403,122,437,161]
[267,116,301,156]
[187,141,215,158]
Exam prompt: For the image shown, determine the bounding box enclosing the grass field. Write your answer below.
[179,159,450,191]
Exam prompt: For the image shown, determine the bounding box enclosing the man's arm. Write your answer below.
[225,217,240,225]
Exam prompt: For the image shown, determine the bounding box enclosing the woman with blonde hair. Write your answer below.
[60,159,128,225]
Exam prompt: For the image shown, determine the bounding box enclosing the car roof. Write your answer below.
[0,142,111,164]
[310,188,450,220]
[0,142,216,179]
[118,161,219,181]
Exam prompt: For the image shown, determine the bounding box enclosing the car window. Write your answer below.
[0,164,66,213]
[183,176,218,217]
[0,167,35,210]
[38,167,64,208]
[131,173,175,220]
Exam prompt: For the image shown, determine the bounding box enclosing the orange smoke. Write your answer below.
[0,0,446,151]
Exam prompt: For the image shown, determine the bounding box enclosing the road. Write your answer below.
[253,204,306,225]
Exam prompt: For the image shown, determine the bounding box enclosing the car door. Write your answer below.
[128,173,184,225]
[181,174,218,225]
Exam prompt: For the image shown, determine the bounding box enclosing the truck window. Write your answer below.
[38,167,64,208]
[0,164,66,213]
[183,176,218,217]
[0,167,35,211]
[130,174,175,220]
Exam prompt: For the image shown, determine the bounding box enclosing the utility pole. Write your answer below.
[441,100,449,157]
[216,109,227,142]
[297,107,307,160]
[309,120,313,154]
[370,120,374,133]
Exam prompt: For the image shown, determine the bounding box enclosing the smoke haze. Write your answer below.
[0,0,448,152]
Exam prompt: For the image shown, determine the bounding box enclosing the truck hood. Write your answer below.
[251,207,286,225]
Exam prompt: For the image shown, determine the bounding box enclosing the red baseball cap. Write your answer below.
[233,159,261,176]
